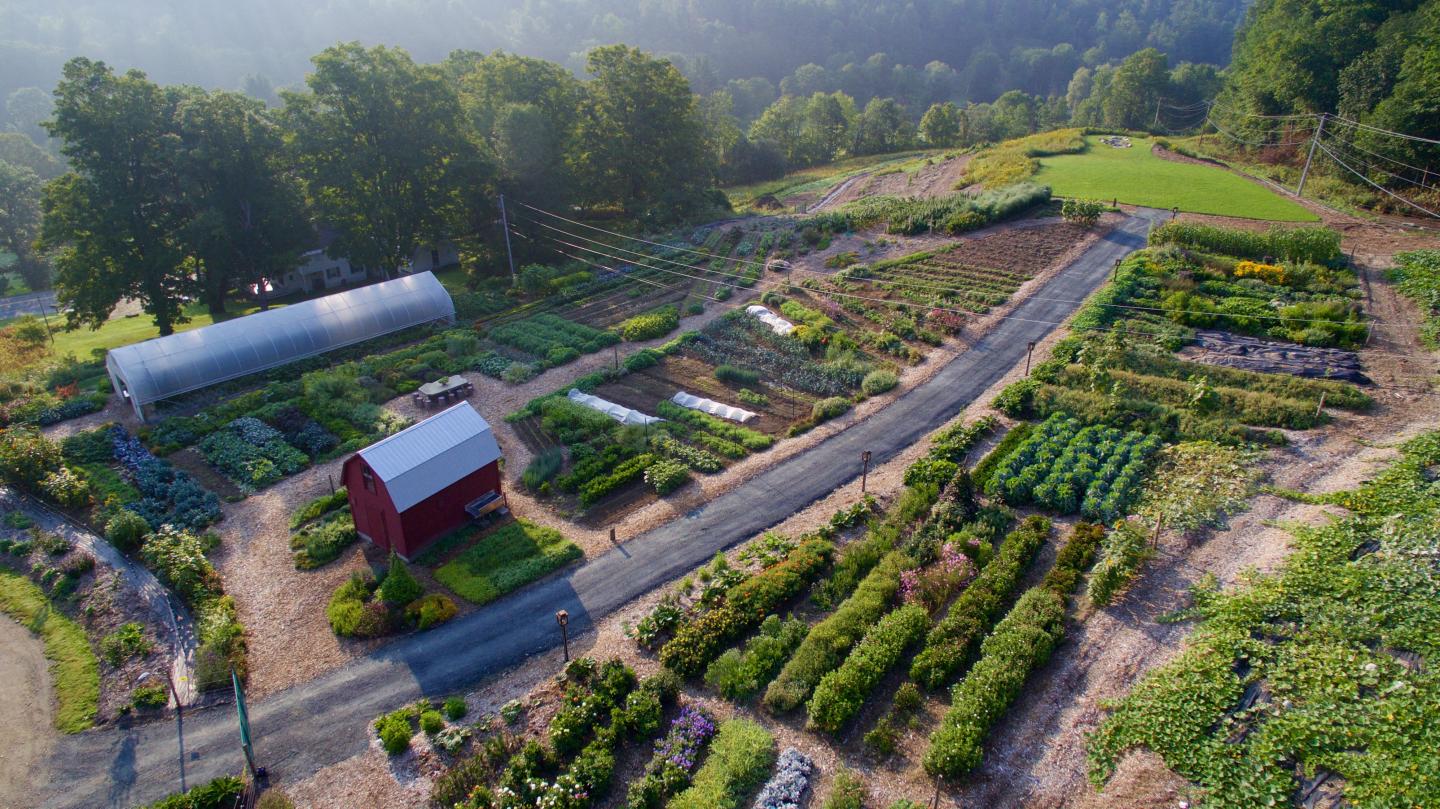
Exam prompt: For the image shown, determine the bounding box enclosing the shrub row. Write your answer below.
[806,603,929,731]
[910,516,1051,690]
[667,718,776,809]
[1042,522,1107,596]
[703,614,808,700]
[812,483,937,609]
[922,587,1066,778]
[764,551,909,713]
[659,538,833,677]
[1086,520,1151,606]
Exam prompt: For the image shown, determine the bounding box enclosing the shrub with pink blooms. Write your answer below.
[899,543,977,613]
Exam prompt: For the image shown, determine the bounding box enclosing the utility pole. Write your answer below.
[1297,113,1327,197]
[499,193,518,287]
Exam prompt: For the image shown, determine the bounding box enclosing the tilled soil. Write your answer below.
[808,154,975,211]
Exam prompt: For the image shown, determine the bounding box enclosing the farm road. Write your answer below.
[37,210,1160,809]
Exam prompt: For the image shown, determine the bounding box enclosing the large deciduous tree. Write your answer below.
[0,160,48,290]
[574,44,717,222]
[175,90,312,314]
[39,58,192,335]
[283,43,477,278]
[919,102,961,147]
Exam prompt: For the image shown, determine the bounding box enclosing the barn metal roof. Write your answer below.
[106,272,455,418]
[358,402,501,512]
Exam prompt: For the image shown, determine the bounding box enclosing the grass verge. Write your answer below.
[433,519,583,604]
[0,570,99,732]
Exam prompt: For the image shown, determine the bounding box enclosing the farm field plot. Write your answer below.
[723,149,944,211]
[1033,136,1318,221]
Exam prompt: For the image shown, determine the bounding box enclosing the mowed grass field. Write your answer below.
[1034,136,1318,221]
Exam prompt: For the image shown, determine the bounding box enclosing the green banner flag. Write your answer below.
[232,668,256,777]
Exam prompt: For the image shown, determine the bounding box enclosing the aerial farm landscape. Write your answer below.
[1,1,1438,807]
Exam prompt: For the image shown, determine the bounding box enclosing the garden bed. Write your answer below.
[429,519,583,605]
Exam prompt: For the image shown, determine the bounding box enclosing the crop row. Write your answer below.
[910,516,1051,689]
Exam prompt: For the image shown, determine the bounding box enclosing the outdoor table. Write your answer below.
[418,375,472,406]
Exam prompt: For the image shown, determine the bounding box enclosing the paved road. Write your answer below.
[0,289,58,320]
[37,211,1158,808]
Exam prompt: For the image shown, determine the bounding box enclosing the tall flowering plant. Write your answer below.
[900,543,976,613]
[625,706,716,809]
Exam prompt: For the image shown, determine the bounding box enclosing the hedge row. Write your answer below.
[659,538,833,677]
[806,603,929,732]
[1042,522,1106,596]
[764,551,909,713]
[922,587,1066,778]
[910,516,1051,690]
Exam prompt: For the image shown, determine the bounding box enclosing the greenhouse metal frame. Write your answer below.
[106,272,456,421]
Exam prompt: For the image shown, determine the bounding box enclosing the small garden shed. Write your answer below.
[343,402,505,560]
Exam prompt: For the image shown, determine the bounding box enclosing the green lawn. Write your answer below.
[1033,136,1318,222]
[41,299,279,362]
[0,570,99,733]
[433,519,583,604]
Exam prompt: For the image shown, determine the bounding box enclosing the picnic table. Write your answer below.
[414,375,474,407]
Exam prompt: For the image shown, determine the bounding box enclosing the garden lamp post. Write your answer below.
[861,450,872,494]
[1025,341,1036,376]
[556,609,570,662]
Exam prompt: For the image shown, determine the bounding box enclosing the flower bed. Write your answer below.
[910,516,1051,690]
[626,706,717,809]
[667,718,775,809]
[806,603,929,731]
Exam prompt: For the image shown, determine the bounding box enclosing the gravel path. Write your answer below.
[34,210,1161,809]
[0,487,199,707]
[0,608,57,809]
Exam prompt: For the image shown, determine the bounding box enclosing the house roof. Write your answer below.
[357,402,501,512]
[106,272,455,412]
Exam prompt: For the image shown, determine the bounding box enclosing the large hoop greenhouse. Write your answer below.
[105,272,456,420]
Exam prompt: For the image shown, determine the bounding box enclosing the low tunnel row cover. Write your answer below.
[671,391,756,423]
[567,389,663,426]
[745,305,796,336]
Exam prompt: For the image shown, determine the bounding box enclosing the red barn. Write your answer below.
[343,402,506,560]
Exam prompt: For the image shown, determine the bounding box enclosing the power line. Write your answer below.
[1318,135,1434,191]
[1323,119,1436,177]
[1313,141,1440,219]
[515,198,772,271]
[514,211,1411,332]
[1328,115,1440,147]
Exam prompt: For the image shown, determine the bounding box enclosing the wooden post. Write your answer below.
[328,473,335,494]
[609,527,617,545]
[1315,391,1326,420]
[861,450,872,494]
[1025,341,1036,376]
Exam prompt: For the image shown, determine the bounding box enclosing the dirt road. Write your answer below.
[0,616,56,809]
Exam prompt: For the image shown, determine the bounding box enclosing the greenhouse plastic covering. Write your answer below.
[107,272,454,417]
[567,389,663,426]
[745,304,795,336]
[671,391,756,423]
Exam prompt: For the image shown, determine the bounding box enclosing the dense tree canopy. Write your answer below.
[0,0,1249,134]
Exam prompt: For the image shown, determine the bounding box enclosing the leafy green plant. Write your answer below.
[378,551,423,605]
[715,364,760,386]
[617,305,681,341]
[131,684,168,710]
[375,708,414,755]
[821,769,868,809]
[443,696,468,720]
[101,622,152,666]
[645,459,690,495]
[434,520,582,605]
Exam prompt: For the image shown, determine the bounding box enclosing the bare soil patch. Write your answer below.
[810,154,974,211]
